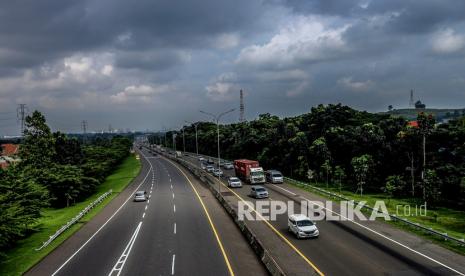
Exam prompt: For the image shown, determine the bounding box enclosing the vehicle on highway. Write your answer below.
[212,169,223,177]
[227,177,242,188]
[288,214,319,238]
[207,158,215,164]
[201,162,207,170]
[134,191,147,202]
[223,162,234,169]
[198,156,206,162]
[234,159,266,184]
[206,165,215,172]
[250,185,269,199]
[266,170,284,184]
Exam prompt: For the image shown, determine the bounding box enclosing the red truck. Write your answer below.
[234,159,265,184]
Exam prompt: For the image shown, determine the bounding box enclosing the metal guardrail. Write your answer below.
[36,190,113,251]
[285,177,465,247]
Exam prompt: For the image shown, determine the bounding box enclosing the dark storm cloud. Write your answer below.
[0,0,267,73]
[1,0,465,135]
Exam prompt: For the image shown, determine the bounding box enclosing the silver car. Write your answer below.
[134,191,147,202]
[206,165,215,172]
[250,186,269,199]
[223,162,234,169]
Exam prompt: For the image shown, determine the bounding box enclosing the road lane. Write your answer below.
[180,152,465,275]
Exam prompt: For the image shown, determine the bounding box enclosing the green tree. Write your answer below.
[351,154,373,196]
[417,112,435,200]
[19,111,55,168]
[383,175,405,205]
[333,166,346,193]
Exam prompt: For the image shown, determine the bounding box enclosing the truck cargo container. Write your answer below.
[234,159,265,184]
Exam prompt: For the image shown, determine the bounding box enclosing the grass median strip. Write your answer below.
[0,154,141,276]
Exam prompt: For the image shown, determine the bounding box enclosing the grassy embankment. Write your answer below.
[287,178,465,255]
[0,154,141,276]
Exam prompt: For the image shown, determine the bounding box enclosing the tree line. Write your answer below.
[0,111,132,257]
[150,104,465,210]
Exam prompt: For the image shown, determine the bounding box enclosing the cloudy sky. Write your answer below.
[1,0,465,135]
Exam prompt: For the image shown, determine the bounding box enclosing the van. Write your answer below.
[288,214,319,238]
[266,170,284,184]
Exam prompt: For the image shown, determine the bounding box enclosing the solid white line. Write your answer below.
[142,212,145,219]
[108,222,143,276]
[272,184,296,196]
[174,223,176,234]
[171,254,176,275]
[51,152,153,276]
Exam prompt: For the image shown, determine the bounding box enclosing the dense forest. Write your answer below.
[151,104,465,210]
[0,111,132,257]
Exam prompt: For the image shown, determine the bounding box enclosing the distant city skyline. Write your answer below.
[1,0,465,135]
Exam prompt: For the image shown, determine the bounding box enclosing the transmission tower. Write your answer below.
[409,89,414,107]
[16,104,28,136]
[81,120,88,134]
[239,89,245,122]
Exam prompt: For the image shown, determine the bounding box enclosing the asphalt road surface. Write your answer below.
[179,151,465,276]
[27,148,266,276]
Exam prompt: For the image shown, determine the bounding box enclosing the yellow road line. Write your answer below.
[183,157,324,276]
[164,158,235,276]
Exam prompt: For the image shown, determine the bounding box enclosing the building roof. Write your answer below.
[407,121,419,128]
[1,143,19,156]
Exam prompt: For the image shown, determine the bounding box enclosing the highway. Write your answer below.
[178,151,465,276]
[27,148,266,276]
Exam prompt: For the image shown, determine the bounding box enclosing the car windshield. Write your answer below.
[273,174,283,177]
[255,188,266,192]
[135,191,144,196]
[230,177,239,181]
[251,171,264,177]
[297,220,314,227]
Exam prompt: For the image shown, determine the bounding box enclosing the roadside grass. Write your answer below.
[0,154,141,276]
[287,179,465,255]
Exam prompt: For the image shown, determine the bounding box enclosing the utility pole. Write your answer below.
[16,104,28,136]
[409,89,414,107]
[239,89,245,122]
[182,126,186,154]
[185,121,200,156]
[200,108,235,193]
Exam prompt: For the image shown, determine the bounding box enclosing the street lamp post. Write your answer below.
[200,108,235,193]
[185,121,200,156]
[182,126,186,154]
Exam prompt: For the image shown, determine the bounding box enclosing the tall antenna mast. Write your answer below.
[16,104,28,136]
[239,89,245,122]
[409,89,414,107]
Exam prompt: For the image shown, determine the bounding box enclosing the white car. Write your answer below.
[198,156,206,162]
[223,162,234,169]
[288,214,319,238]
[227,177,242,188]
[134,191,147,202]
[206,165,215,172]
[213,169,223,177]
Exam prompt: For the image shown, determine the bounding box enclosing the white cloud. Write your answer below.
[236,16,350,68]
[431,28,465,54]
[205,73,239,102]
[214,33,240,49]
[110,84,170,104]
[286,80,310,97]
[337,77,374,92]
